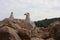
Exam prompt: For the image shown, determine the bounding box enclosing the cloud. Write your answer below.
[0,0,60,21]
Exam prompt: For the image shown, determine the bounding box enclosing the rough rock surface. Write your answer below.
[48,21,60,40]
[0,26,21,40]
[0,18,33,40]
[0,18,55,40]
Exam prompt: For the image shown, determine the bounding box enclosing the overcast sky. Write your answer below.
[0,0,60,21]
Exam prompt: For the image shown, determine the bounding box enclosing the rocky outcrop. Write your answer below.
[0,18,32,40]
[0,18,49,40]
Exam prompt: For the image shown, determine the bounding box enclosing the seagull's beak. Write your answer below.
[24,14,26,15]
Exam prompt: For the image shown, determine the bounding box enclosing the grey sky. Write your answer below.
[0,0,60,21]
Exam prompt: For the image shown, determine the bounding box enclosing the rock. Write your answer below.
[47,38,55,40]
[48,21,60,40]
[18,29,31,40]
[0,26,21,40]
[31,37,44,40]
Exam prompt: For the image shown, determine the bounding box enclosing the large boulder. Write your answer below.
[0,26,21,40]
[18,29,31,40]
[48,21,60,40]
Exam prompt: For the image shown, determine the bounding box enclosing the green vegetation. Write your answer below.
[34,18,60,28]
